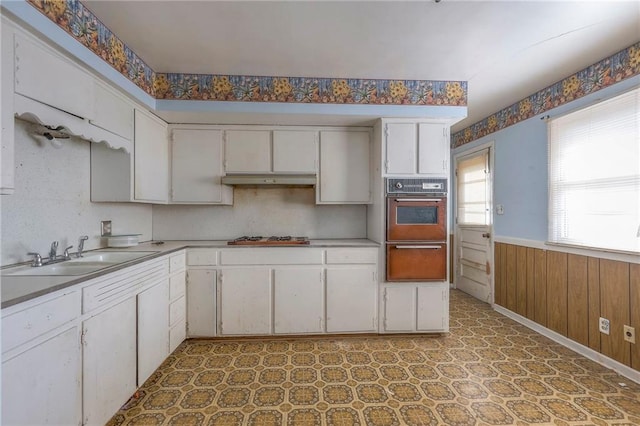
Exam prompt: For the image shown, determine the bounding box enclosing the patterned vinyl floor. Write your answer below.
[108,290,640,425]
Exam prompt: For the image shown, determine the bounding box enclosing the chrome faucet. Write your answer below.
[77,235,89,258]
[49,241,59,261]
[63,245,73,260]
[27,252,43,267]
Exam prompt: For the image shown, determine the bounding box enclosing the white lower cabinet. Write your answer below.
[137,279,170,385]
[2,325,81,426]
[83,297,137,426]
[326,267,377,333]
[186,269,217,337]
[219,268,272,335]
[274,268,324,334]
[381,283,449,333]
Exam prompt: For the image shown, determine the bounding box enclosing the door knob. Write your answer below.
[482,233,491,238]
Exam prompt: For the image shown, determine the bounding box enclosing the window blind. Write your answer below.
[548,87,640,253]
[456,150,490,225]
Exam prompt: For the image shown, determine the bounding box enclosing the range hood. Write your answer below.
[221,174,316,186]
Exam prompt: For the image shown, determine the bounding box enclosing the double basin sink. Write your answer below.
[2,251,156,276]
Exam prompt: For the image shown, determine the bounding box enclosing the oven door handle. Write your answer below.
[394,245,443,249]
[394,198,442,202]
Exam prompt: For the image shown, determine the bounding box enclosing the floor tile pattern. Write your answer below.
[108,290,640,425]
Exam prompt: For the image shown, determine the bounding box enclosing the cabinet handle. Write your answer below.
[394,245,442,249]
[395,198,441,202]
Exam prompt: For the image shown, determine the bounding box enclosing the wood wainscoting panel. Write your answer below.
[499,243,507,307]
[631,263,640,370]
[587,257,601,352]
[546,251,568,336]
[599,259,631,366]
[526,248,536,320]
[494,243,503,307]
[567,254,589,347]
[516,246,528,317]
[506,244,517,312]
[534,249,547,327]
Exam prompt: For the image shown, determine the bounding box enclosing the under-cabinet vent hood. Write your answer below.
[221,174,316,186]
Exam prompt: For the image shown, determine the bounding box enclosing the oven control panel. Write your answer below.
[386,178,447,195]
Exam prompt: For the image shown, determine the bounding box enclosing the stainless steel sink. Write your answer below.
[2,251,156,276]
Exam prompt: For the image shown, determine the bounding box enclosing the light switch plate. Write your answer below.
[101,220,112,237]
[496,204,505,215]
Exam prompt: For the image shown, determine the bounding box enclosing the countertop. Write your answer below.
[1,239,379,308]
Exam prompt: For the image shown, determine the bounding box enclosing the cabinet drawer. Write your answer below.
[326,248,378,264]
[169,272,186,301]
[221,248,323,265]
[170,252,186,273]
[187,249,218,266]
[2,291,79,352]
[169,318,186,353]
[169,295,186,325]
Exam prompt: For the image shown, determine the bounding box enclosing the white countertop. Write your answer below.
[1,239,379,308]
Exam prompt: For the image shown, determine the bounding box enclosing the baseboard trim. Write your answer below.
[493,305,640,384]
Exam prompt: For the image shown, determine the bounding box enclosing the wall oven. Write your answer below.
[386,178,448,282]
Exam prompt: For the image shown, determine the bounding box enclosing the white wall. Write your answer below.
[1,120,153,266]
[152,187,367,240]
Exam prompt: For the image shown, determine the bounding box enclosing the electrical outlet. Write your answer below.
[599,317,610,335]
[101,220,112,237]
[624,325,636,344]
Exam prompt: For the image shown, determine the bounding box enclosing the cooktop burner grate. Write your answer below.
[227,236,310,245]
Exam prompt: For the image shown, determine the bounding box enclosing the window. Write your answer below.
[548,88,640,253]
[456,149,490,225]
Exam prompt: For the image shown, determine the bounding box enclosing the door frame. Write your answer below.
[452,141,495,303]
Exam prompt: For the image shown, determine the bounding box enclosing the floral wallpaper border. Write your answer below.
[26,0,467,107]
[452,42,640,148]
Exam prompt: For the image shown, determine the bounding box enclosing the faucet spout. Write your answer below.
[49,241,59,261]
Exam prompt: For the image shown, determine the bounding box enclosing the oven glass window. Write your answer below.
[397,206,438,224]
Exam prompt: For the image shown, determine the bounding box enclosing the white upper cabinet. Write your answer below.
[14,33,94,120]
[1,17,15,195]
[90,81,134,141]
[224,130,272,173]
[225,129,318,174]
[134,108,169,203]
[384,121,449,176]
[272,130,317,173]
[318,130,370,204]
[171,129,232,204]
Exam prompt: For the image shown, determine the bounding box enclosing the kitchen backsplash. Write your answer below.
[152,188,367,240]
[0,120,153,266]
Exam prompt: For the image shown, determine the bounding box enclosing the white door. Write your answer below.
[137,280,169,385]
[385,123,417,174]
[326,267,377,332]
[134,108,168,203]
[273,268,324,334]
[273,130,317,173]
[454,145,493,303]
[382,286,416,332]
[186,269,217,337]
[219,268,272,335]
[418,123,448,176]
[417,284,449,331]
[224,130,271,173]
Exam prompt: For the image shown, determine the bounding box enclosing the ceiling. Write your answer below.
[84,0,640,132]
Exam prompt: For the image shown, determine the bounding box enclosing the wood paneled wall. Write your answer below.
[494,242,639,371]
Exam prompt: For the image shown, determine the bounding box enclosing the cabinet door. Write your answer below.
[1,22,14,194]
[326,267,377,332]
[186,269,217,337]
[224,130,271,173]
[172,129,229,203]
[417,285,448,332]
[2,326,81,426]
[385,123,417,175]
[274,268,324,334]
[219,268,271,335]
[273,130,317,173]
[418,123,449,175]
[318,130,370,203]
[383,286,416,332]
[91,81,134,140]
[83,297,137,426]
[137,280,170,385]
[134,108,168,203]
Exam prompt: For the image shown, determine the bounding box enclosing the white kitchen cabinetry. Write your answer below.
[224,129,318,174]
[1,290,81,426]
[169,251,187,351]
[381,283,449,333]
[318,130,370,204]
[224,130,272,173]
[1,17,15,194]
[384,121,449,176]
[326,267,377,333]
[274,268,324,334]
[186,269,217,337]
[219,268,272,335]
[83,297,137,426]
[135,108,169,203]
[171,129,232,204]
[137,279,170,385]
[90,80,134,140]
